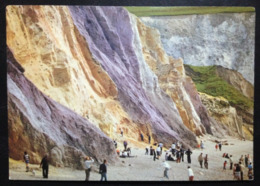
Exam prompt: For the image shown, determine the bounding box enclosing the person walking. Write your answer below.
[198,153,203,168]
[187,166,194,181]
[204,154,208,169]
[185,149,192,164]
[229,155,233,170]
[84,156,94,181]
[219,142,222,151]
[40,154,49,178]
[24,151,30,172]
[235,162,241,180]
[99,159,107,181]
[123,140,127,151]
[153,148,157,161]
[162,161,170,179]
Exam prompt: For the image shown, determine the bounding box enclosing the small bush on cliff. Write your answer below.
[184,65,253,110]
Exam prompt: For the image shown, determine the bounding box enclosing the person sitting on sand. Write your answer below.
[120,151,128,158]
[167,154,175,161]
[225,153,229,159]
[116,149,120,156]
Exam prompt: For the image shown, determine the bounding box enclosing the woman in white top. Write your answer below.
[84,156,94,181]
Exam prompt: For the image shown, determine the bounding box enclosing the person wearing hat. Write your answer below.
[84,156,94,181]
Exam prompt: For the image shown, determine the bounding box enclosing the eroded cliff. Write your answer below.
[7,47,117,168]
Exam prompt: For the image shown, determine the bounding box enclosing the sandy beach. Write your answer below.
[9,135,253,181]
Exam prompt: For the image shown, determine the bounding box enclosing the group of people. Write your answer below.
[23,151,49,178]
[197,153,208,169]
[223,153,253,180]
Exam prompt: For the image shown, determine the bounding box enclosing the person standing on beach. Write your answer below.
[40,154,49,178]
[245,155,248,167]
[84,156,94,181]
[162,161,171,179]
[99,159,107,181]
[145,147,149,155]
[171,142,176,156]
[198,153,203,168]
[234,162,241,180]
[123,140,127,151]
[187,166,194,181]
[200,141,204,150]
[185,149,192,164]
[148,135,151,144]
[204,154,208,169]
[153,148,157,161]
[159,143,163,155]
[239,161,245,181]
[156,145,161,157]
[215,143,218,151]
[229,155,233,170]
[23,151,30,172]
[219,142,222,151]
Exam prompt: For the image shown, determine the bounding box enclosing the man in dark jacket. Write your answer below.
[99,159,107,181]
[40,154,49,178]
[185,149,192,164]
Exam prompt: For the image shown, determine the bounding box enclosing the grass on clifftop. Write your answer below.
[184,65,253,110]
[125,7,255,17]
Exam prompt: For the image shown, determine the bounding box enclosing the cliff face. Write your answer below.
[134,17,213,136]
[141,13,255,84]
[7,48,117,168]
[6,5,138,140]
[68,6,198,147]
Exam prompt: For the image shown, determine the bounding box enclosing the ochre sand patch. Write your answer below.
[9,136,253,181]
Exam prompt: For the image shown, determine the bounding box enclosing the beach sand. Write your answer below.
[9,135,253,181]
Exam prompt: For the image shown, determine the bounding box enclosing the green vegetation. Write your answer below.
[125,7,255,17]
[184,65,254,110]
